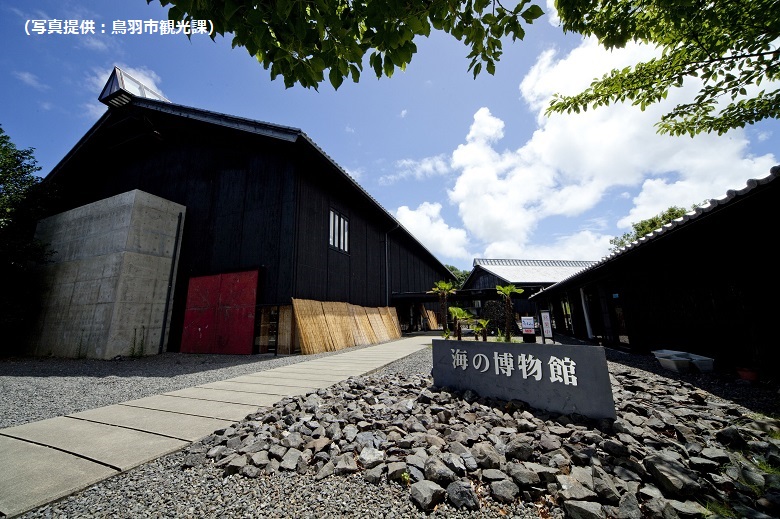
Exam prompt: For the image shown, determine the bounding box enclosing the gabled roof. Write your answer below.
[465,258,598,286]
[532,165,780,296]
[44,74,456,281]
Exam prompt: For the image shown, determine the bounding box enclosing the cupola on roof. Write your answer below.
[98,66,170,107]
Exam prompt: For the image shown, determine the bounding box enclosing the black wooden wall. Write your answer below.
[535,174,776,368]
[44,103,453,350]
[292,147,449,308]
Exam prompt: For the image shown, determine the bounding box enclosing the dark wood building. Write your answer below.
[531,166,779,375]
[34,68,453,357]
[458,259,597,327]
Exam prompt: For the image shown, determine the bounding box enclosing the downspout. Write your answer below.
[159,211,183,354]
[579,287,594,339]
[385,223,400,306]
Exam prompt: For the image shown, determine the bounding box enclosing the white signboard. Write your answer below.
[521,316,535,334]
[540,310,553,339]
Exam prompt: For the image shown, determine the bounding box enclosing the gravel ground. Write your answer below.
[0,344,381,429]
[2,334,778,518]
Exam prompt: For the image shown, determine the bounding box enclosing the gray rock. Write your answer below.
[471,442,503,469]
[523,461,560,483]
[557,474,598,501]
[334,453,359,475]
[314,460,335,480]
[387,461,408,481]
[424,456,457,485]
[700,447,730,462]
[490,479,519,503]
[364,463,385,484]
[410,480,446,511]
[506,462,540,487]
[446,480,480,510]
[617,492,642,519]
[440,452,467,476]
[482,468,509,481]
[667,499,710,517]
[644,454,702,497]
[357,447,385,469]
[593,466,621,504]
[224,455,247,475]
[280,448,302,471]
[505,435,534,461]
[250,450,270,467]
[564,500,606,519]
[240,465,261,478]
[182,453,206,468]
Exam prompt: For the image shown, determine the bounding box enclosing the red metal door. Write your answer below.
[181,270,258,354]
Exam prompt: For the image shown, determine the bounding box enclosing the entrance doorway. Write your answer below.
[180,270,258,354]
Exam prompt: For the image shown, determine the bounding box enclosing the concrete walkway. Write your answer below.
[0,335,432,518]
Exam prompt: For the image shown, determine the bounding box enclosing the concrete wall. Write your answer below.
[29,190,185,359]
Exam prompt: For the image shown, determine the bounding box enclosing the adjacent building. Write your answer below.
[532,166,779,373]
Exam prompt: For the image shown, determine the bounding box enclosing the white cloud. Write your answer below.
[344,166,363,181]
[82,101,107,120]
[544,0,560,26]
[379,154,450,185]
[398,38,776,264]
[345,125,355,133]
[396,202,472,260]
[399,109,408,118]
[13,71,49,90]
[79,36,111,52]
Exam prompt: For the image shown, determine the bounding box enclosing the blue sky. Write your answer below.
[2,1,777,272]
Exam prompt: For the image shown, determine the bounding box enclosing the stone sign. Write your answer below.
[431,339,616,420]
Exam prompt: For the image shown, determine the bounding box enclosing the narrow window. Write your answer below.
[329,209,349,253]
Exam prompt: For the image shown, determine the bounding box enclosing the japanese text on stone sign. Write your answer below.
[451,349,578,386]
[24,19,215,36]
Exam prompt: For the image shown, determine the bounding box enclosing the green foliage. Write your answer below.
[496,284,523,342]
[428,279,456,333]
[704,499,736,518]
[448,305,473,340]
[0,125,53,353]
[148,0,544,90]
[609,203,703,252]
[481,300,504,335]
[1,127,40,229]
[472,318,489,341]
[445,264,470,289]
[548,0,780,136]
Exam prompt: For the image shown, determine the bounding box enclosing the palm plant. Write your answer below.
[473,318,490,341]
[427,280,456,333]
[448,306,473,341]
[496,284,524,342]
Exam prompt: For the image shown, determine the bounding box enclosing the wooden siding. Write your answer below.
[42,104,454,352]
[464,268,504,290]
[534,175,776,369]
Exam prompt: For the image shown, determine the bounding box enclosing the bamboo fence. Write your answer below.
[420,303,439,330]
[365,307,391,343]
[349,304,377,346]
[292,298,401,354]
[321,301,355,350]
[379,306,402,340]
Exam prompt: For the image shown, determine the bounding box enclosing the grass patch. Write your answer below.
[754,458,780,475]
[704,500,736,518]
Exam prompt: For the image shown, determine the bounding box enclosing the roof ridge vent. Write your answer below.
[98,66,170,108]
